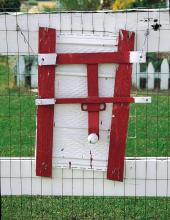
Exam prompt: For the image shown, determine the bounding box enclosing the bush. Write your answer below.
[56,0,101,11]
[0,0,21,12]
[38,2,57,12]
[28,0,38,6]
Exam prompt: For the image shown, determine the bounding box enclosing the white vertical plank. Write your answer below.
[27,13,39,31]
[157,180,168,197]
[1,178,11,195]
[124,179,136,196]
[16,56,25,86]
[0,14,5,30]
[104,13,117,34]
[146,180,157,197]
[136,180,146,196]
[93,13,105,34]
[11,178,22,195]
[22,178,32,195]
[60,13,71,32]
[82,13,93,33]
[30,59,38,88]
[50,13,61,30]
[38,13,50,28]
[63,179,73,196]
[42,178,52,195]
[32,178,41,195]
[161,59,169,90]
[147,62,154,89]
[71,13,83,33]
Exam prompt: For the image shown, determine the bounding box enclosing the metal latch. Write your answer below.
[134,97,151,103]
[35,98,55,105]
[130,51,146,63]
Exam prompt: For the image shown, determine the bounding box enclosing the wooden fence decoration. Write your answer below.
[1,9,170,196]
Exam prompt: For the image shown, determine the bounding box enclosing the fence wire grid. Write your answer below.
[0,9,170,220]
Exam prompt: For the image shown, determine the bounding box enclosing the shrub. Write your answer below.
[28,0,38,6]
[0,0,21,12]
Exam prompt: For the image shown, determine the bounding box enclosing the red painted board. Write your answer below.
[57,51,130,65]
[36,27,56,177]
[55,97,134,104]
[107,30,135,181]
[87,64,99,136]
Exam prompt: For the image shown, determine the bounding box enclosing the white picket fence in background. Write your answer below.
[15,57,170,90]
[132,58,170,90]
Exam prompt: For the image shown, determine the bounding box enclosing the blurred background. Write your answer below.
[0,0,169,13]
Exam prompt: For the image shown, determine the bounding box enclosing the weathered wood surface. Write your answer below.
[36,27,56,177]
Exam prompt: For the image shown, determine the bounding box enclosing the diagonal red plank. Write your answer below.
[107,30,135,181]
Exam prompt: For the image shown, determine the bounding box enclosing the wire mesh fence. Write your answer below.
[0,9,170,219]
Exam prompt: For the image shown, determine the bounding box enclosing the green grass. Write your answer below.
[1,60,170,219]
[1,196,170,219]
[0,60,36,157]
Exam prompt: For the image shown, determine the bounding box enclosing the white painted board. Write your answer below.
[1,157,170,196]
[53,59,116,170]
[0,10,170,55]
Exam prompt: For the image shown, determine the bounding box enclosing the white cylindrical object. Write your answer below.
[88,133,99,144]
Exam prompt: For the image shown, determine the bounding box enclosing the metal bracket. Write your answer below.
[35,98,55,105]
[134,97,151,103]
[38,53,57,66]
[130,51,146,63]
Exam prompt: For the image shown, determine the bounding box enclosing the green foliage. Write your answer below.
[28,0,38,6]
[112,0,136,10]
[133,0,166,8]
[56,0,101,11]
[0,0,21,12]
[112,0,167,10]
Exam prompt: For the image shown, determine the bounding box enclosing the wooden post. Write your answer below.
[36,27,56,177]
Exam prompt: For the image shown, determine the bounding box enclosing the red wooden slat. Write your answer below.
[107,30,135,181]
[87,64,99,136]
[57,51,130,64]
[36,27,56,177]
[55,97,134,104]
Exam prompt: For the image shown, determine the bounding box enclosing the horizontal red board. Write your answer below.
[55,97,134,104]
[56,52,130,64]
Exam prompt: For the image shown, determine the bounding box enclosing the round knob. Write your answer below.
[88,133,98,144]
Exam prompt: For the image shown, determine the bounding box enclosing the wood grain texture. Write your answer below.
[107,30,135,181]
[36,27,56,177]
